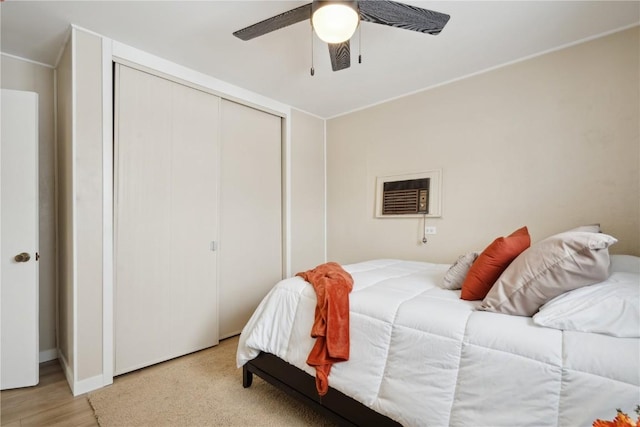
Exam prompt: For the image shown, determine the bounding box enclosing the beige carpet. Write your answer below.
[88,336,337,426]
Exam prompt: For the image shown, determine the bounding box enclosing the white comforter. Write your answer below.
[237,259,640,427]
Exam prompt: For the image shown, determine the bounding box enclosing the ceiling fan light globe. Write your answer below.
[312,4,359,44]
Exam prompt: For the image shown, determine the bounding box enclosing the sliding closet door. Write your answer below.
[219,100,282,337]
[114,65,219,375]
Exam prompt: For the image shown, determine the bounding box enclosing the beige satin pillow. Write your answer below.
[566,224,600,233]
[480,231,617,316]
[442,252,479,290]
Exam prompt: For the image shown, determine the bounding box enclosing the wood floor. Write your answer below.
[1,360,98,427]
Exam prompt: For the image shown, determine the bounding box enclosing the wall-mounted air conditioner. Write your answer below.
[375,170,442,218]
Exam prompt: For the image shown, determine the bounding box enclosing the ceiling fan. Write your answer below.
[233,0,450,73]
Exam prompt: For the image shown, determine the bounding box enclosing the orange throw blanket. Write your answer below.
[296,262,354,396]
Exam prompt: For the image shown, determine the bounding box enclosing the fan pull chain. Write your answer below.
[310,22,315,76]
[358,23,362,64]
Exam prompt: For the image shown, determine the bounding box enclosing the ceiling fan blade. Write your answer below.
[358,0,450,35]
[233,3,312,41]
[328,41,351,72]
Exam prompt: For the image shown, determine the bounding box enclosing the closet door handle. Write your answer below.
[14,252,31,262]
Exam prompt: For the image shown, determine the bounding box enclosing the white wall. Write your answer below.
[1,54,57,362]
[327,27,640,264]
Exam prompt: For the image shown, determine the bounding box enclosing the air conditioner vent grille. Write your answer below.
[376,171,442,218]
[383,190,420,214]
[381,177,429,215]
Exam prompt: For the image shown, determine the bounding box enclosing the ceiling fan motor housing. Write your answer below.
[311,0,360,44]
[311,0,359,15]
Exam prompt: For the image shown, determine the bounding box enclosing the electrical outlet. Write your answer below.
[425,226,437,235]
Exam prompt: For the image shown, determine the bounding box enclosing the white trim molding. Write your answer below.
[111,41,290,119]
[0,52,54,69]
[58,351,74,394]
[39,348,58,363]
[284,116,292,278]
[72,373,105,396]
[70,25,79,397]
[101,35,114,388]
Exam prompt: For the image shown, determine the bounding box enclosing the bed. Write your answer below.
[237,234,640,426]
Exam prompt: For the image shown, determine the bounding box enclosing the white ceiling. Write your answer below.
[1,1,638,118]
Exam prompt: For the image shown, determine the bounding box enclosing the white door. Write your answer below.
[1,89,39,390]
[114,65,219,375]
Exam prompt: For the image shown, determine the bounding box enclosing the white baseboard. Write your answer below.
[39,348,58,363]
[58,351,74,394]
[219,330,241,340]
[58,350,106,396]
[73,373,105,396]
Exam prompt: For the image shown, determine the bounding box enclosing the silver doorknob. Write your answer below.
[14,252,31,262]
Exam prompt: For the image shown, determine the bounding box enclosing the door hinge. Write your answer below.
[210,241,217,252]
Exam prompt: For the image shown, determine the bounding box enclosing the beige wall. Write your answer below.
[74,29,104,381]
[327,27,640,265]
[56,40,73,367]
[55,28,105,386]
[290,109,326,273]
[1,54,57,358]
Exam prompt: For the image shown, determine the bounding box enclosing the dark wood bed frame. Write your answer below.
[243,352,402,427]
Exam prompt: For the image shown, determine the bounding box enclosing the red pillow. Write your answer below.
[460,226,530,301]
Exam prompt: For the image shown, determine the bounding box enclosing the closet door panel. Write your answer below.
[168,80,219,355]
[115,66,174,374]
[219,100,282,337]
[115,65,219,375]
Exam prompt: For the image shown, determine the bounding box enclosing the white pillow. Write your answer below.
[442,252,479,290]
[567,224,601,233]
[532,271,640,338]
[610,254,640,274]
